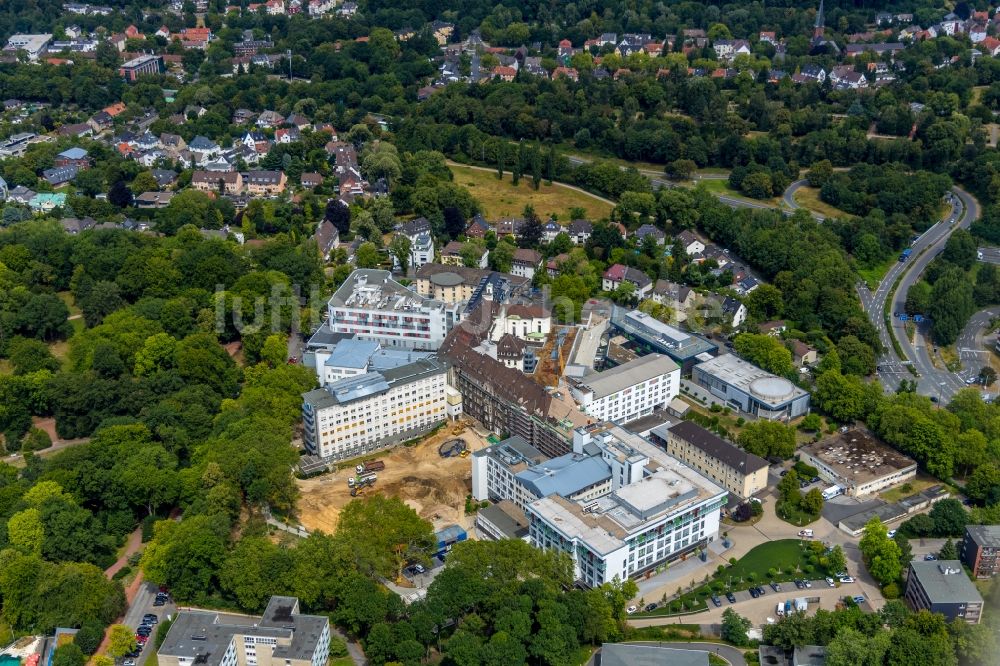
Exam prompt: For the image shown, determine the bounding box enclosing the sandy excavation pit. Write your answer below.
[296,422,491,534]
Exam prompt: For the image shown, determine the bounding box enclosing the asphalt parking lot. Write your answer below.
[122,583,176,666]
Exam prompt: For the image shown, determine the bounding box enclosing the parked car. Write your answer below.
[825,577,835,587]
[626,605,637,614]
[798,529,813,538]
[839,576,855,584]
[887,530,897,538]
[925,554,937,561]
[413,563,426,574]
[779,470,788,477]
[770,582,781,592]
[853,595,866,604]
[794,579,805,589]
[711,595,722,607]
[755,586,766,596]
[143,614,158,624]
[804,580,812,588]
[153,598,165,607]
[749,587,759,599]
[726,592,737,603]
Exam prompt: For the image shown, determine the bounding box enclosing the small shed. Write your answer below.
[434,524,467,558]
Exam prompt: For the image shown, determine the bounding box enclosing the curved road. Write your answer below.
[858,186,980,399]
[956,308,998,388]
[564,155,820,218]
[782,178,826,221]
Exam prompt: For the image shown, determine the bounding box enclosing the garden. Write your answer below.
[636,539,847,618]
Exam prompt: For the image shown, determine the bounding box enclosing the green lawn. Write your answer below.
[636,540,822,618]
[448,163,614,221]
[775,499,821,527]
[687,179,781,207]
[792,186,853,219]
[857,255,898,290]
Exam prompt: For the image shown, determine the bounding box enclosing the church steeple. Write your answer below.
[814,0,825,38]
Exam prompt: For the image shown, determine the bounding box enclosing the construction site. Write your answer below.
[296,419,492,534]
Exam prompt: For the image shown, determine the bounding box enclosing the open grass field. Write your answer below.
[687,178,781,207]
[879,475,941,503]
[792,186,852,219]
[857,254,899,290]
[449,163,614,221]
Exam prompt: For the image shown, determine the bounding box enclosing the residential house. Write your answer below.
[981,36,1000,57]
[651,280,695,321]
[188,135,220,163]
[244,170,287,195]
[790,340,817,367]
[192,170,243,194]
[721,296,747,328]
[59,216,96,233]
[160,133,186,152]
[792,64,826,84]
[313,219,340,260]
[568,219,592,244]
[546,253,571,277]
[135,191,174,208]
[43,165,78,186]
[551,66,578,81]
[602,264,653,298]
[58,123,93,138]
[7,186,35,205]
[713,39,751,61]
[29,192,66,212]
[737,276,760,295]
[256,110,285,128]
[54,147,90,168]
[511,249,542,279]
[675,230,705,256]
[150,170,178,189]
[542,220,563,243]
[496,217,524,237]
[759,31,777,44]
[275,128,300,144]
[300,172,322,188]
[830,65,866,88]
[634,224,666,246]
[465,214,491,238]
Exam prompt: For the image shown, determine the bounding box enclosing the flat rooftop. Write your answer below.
[304,357,446,408]
[966,525,1000,549]
[329,269,444,312]
[801,429,916,485]
[909,560,983,604]
[612,308,717,360]
[159,597,327,666]
[574,353,678,399]
[529,425,726,549]
[694,353,809,407]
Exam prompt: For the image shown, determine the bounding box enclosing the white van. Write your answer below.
[798,529,814,538]
[776,602,785,617]
[822,485,844,500]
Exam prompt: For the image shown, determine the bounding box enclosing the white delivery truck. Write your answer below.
[821,485,844,500]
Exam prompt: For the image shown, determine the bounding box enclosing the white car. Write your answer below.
[413,564,426,574]
[804,580,812,588]
[626,605,637,614]
[887,530,897,538]
[825,577,835,587]
[798,529,814,538]
[839,576,855,584]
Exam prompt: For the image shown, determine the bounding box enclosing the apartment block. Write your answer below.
[120,54,163,81]
[651,421,768,499]
[962,525,1000,578]
[327,270,453,350]
[301,357,452,461]
[244,170,287,195]
[192,171,242,194]
[905,561,983,624]
[569,354,679,424]
[158,597,329,666]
